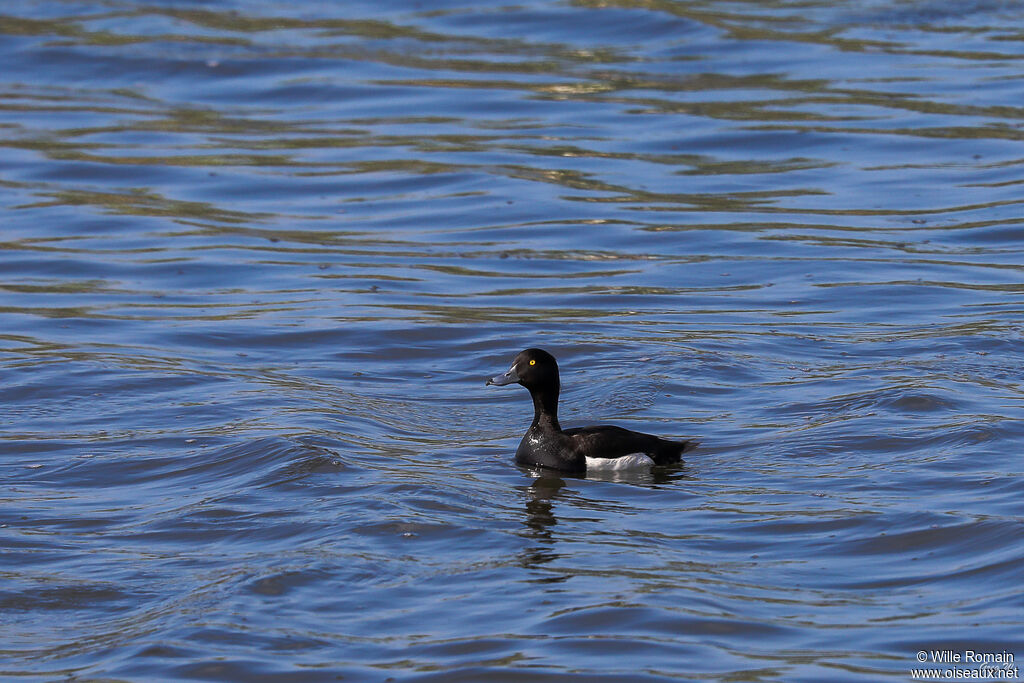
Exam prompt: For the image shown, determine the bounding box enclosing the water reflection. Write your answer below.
[518,473,567,581]
[516,463,693,581]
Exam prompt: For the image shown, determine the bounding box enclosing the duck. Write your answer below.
[486,348,691,473]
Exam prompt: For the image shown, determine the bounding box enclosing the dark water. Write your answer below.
[3,1,1024,681]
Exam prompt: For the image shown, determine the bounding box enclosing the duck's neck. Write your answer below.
[530,384,561,431]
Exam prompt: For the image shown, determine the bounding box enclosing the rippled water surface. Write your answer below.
[3,1,1024,681]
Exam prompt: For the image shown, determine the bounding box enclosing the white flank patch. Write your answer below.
[584,453,654,471]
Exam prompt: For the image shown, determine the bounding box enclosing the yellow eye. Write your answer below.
[529,359,536,366]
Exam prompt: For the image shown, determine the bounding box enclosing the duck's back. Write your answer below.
[563,424,687,465]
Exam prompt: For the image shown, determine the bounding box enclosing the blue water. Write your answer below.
[3,1,1024,681]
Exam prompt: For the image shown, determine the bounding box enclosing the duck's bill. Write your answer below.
[486,366,519,386]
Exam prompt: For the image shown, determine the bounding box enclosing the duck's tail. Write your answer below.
[650,438,696,465]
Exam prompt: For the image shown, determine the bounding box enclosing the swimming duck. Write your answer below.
[486,348,691,473]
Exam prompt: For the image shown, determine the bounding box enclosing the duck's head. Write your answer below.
[486,348,560,393]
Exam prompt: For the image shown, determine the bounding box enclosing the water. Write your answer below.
[3,1,1024,680]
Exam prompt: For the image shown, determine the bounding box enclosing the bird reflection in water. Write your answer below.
[516,466,692,581]
[517,472,569,582]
